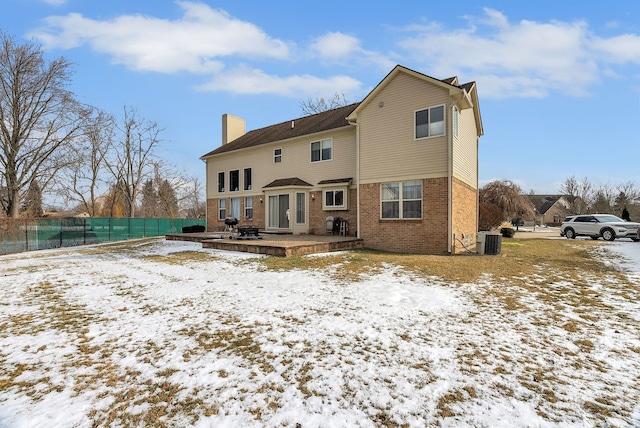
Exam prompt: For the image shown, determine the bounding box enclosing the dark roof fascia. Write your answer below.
[317,178,353,185]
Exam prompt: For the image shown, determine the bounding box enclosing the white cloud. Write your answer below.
[398,8,640,98]
[311,32,361,59]
[590,34,640,64]
[29,2,290,73]
[311,32,395,71]
[42,0,67,5]
[196,65,362,97]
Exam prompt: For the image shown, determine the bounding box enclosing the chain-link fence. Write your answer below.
[0,217,205,255]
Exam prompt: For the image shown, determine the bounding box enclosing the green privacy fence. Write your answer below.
[0,217,205,255]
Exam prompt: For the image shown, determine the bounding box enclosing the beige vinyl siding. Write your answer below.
[452,106,479,188]
[358,73,450,183]
[205,127,356,199]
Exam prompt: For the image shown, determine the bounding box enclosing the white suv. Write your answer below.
[560,214,640,241]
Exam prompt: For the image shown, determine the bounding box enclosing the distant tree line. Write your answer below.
[558,175,640,220]
[0,30,205,219]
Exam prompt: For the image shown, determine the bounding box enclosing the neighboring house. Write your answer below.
[527,195,578,226]
[201,65,483,254]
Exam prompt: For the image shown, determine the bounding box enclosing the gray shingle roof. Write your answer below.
[201,103,360,158]
[201,65,479,159]
[263,178,313,188]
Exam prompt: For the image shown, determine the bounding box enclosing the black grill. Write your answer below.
[224,217,238,227]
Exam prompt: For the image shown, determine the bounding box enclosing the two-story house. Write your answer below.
[201,65,483,254]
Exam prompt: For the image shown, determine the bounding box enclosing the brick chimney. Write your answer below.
[222,114,246,145]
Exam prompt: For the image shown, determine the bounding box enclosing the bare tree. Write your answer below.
[104,106,162,218]
[559,175,591,214]
[479,180,535,226]
[183,175,206,219]
[0,31,90,217]
[591,183,616,214]
[58,110,114,216]
[300,92,350,115]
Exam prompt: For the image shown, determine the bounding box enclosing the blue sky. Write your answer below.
[3,0,640,194]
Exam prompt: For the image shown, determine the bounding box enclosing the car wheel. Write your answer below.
[564,228,576,239]
[601,228,615,241]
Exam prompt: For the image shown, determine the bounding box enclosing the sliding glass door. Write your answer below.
[268,194,290,229]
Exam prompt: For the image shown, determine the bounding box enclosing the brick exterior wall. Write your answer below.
[359,178,449,254]
[206,196,265,232]
[308,188,357,235]
[451,178,478,254]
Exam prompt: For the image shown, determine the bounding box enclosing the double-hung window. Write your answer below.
[274,148,282,163]
[217,172,225,193]
[218,199,226,219]
[415,105,445,139]
[311,139,332,162]
[244,197,253,220]
[381,181,422,219]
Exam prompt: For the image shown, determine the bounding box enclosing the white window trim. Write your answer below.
[414,104,446,140]
[217,171,225,193]
[295,192,307,225]
[310,138,333,163]
[323,187,347,210]
[274,148,282,163]
[230,170,240,192]
[218,198,226,220]
[244,197,253,220]
[380,181,423,220]
[243,167,252,191]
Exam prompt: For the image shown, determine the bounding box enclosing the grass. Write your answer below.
[1,237,638,427]
[257,238,628,286]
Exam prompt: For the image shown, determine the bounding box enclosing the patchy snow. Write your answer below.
[1,238,639,427]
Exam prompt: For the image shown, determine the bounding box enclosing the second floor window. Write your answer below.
[230,170,239,191]
[244,168,252,190]
[415,105,445,139]
[274,148,282,163]
[218,172,225,193]
[311,139,332,162]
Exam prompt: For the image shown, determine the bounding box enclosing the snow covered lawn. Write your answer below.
[1,238,639,427]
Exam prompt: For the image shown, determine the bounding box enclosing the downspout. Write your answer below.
[447,112,453,254]
[202,158,208,229]
[448,93,465,254]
